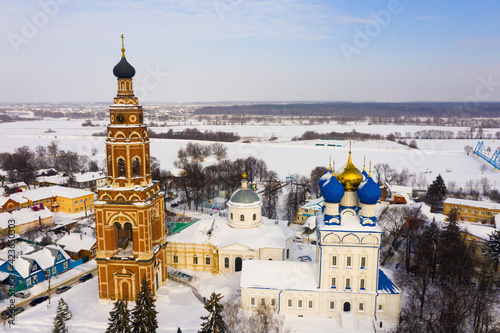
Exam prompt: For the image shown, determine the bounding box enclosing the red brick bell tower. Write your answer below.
[94,35,167,301]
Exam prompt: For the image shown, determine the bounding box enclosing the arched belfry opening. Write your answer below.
[132,158,140,177]
[118,158,126,177]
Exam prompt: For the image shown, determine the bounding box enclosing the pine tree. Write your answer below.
[425,174,447,212]
[177,328,182,333]
[106,299,132,333]
[485,229,500,272]
[57,298,72,321]
[131,276,158,333]
[199,292,226,333]
[438,208,474,283]
[53,298,70,333]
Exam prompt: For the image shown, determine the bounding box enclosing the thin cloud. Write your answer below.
[457,39,500,47]
[336,15,375,25]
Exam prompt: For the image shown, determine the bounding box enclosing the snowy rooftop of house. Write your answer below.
[0,193,29,206]
[459,222,497,241]
[300,197,324,211]
[388,185,412,194]
[73,172,106,182]
[317,214,383,233]
[4,182,27,189]
[445,198,500,211]
[170,168,186,177]
[21,185,93,201]
[36,174,68,185]
[240,260,319,290]
[167,217,294,250]
[24,244,70,270]
[378,268,401,294]
[0,242,36,262]
[304,216,317,229]
[0,206,52,229]
[57,233,96,252]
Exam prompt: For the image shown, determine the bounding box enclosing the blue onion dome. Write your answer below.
[357,176,381,205]
[319,169,333,188]
[362,170,368,181]
[321,176,345,203]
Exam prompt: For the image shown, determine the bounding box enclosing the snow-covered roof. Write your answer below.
[73,172,106,182]
[21,185,93,201]
[57,233,96,252]
[36,175,68,185]
[170,168,186,177]
[4,182,27,189]
[444,198,500,211]
[300,197,324,211]
[460,222,497,241]
[168,217,294,250]
[0,206,52,229]
[23,244,70,271]
[304,216,317,229]
[0,193,29,207]
[240,260,318,290]
[388,185,412,195]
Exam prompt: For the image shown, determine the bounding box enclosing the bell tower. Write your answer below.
[94,35,167,301]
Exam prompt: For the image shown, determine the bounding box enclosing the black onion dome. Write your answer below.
[113,56,135,78]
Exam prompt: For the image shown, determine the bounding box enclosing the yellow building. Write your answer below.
[459,222,499,273]
[0,206,53,237]
[294,198,323,224]
[443,198,500,225]
[19,186,95,214]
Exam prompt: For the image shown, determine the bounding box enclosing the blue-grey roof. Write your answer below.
[377,269,400,294]
[230,189,260,204]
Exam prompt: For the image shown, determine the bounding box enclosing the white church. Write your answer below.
[166,172,294,275]
[240,152,402,329]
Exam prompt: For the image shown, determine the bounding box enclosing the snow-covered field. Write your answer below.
[0,119,498,189]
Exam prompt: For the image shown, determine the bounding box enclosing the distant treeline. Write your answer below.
[194,102,500,118]
[292,130,383,141]
[149,128,239,142]
[93,128,240,142]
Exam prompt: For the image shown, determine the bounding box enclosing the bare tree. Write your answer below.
[464,146,473,155]
[480,164,488,174]
[479,177,492,196]
[212,143,228,161]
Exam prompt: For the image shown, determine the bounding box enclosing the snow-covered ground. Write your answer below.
[0,119,498,190]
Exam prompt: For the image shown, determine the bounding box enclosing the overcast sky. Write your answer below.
[1,0,500,103]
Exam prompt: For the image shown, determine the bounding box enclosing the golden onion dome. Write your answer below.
[336,151,363,191]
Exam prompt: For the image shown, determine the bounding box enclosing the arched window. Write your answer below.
[224,257,229,268]
[253,213,256,221]
[118,158,126,177]
[132,158,140,177]
[240,215,245,222]
[193,255,198,265]
[120,82,125,90]
[230,213,233,220]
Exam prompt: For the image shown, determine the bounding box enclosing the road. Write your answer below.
[0,267,97,323]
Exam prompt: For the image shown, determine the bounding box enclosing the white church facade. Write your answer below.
[240,152,402,329]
